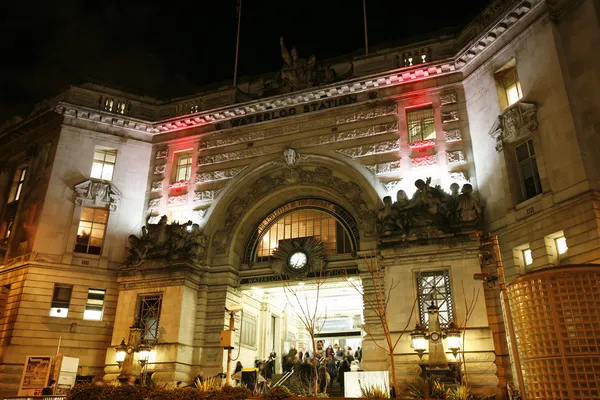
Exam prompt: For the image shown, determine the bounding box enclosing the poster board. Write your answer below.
[55,356,79,395]
[344,370,390,398]
[18,355,53,396]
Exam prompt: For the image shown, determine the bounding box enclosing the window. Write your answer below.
[102,98,127,114]
[241,313,257,347]
[3,218,14,239]
[49,284,73,318]
[84,289,106,321]
[8,167,28,203]
[74,208,109,255]
[138,294,162,343]
[501,68,522,106]
[91,149,117,181]
[523,249,533,266]
[416,271,454,327]
[407,106,436,143]
[516,140,542,200]
[556,236,568,255]
[174,152,193,182]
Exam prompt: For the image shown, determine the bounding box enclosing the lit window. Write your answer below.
[190,104,199,113]
[50,284,73,318]
[407,106,436,143]
[174,152,193,182]
[8,167,28,203]
[103,98,114,112]
[84,289,106,321]
[3,219,14,239]
[502,68,523,106]
[556,236,568,255]
[417,270,454,328]
[116,102,126,115]
[241,313,257,347]
[74,207,108,255]
[523,249,533,265]
[516,140,542,200]
[90,149,117,181]
[138,294,162,343]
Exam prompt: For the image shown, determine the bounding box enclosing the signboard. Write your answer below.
[18,355,53,396]
[321,318,352,332]
[344,371,390,398]
[240,267,359,285]
[55,356,79,395]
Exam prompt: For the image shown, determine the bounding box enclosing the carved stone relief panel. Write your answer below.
[194,189,220,203]
[195,166,248,184]
[155,148,168,160]
[169,180,189,189]
[198,144,280,165]
[153,164,166,175]
[440,92,458,105]
[335,104,397,124]
[168,194,188,206]
[449,171,469,182]
[148,197,162,211]
[366,160,402,176]
[444,129,462,142]
[337,139,400,158]
[383,180,402,192]
[442,110,459,123]
[74,180,122,211]
[411,155,437,167]
[151,179,163,191]
[199,124,300,149]
[447,150,466,165]
[296,121,399,147]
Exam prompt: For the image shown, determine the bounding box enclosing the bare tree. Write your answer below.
[280,264,327,396]
[457,280,480,387]
[345,253,419,396]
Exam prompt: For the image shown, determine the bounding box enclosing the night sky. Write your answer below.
[0,0,489,121]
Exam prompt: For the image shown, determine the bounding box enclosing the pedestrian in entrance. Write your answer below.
[326,344,334,359]
[338,360,351,394]
[41,380,55,395]
[326,356,337,389]
[318,361,330,393]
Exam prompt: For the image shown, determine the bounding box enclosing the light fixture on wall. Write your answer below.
[410,303,462,359]
[114,339,127,367]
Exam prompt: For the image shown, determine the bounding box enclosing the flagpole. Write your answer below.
[233,0,242,90]
[363,0,369,56]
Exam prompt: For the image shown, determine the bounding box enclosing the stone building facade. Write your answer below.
[1,0,599,398]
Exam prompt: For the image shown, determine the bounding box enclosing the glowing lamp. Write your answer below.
[411,324,428,359]
[137,344,151,366]
[446,321,462,357]
[114,339,127,366]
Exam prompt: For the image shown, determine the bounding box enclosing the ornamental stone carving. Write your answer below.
[335,104,397,124]
[151,179,163,191]
[125,215,208,266]
[193,208,208,222]
[337,139,400,158]
[297,121,399,148]
[153,164,166,175]
[383,180,401,193]
[447,150,466,165]
[148,197,162,211]
[449,171,469,183]
[155,148,168,159]
[168,194,188,206]
[169,180,189,189]
[195,166,248,184]
[376,177,483,240]
[442,110,459,123]
[488,102,537,152]
[213,165,376,255]
[444,129,462,142]
[411,155,437,167]
[440,92,458,105]
[366,160,402,176]
[194,189,220,203]
[74,179,122,211]
[198,144,280,165]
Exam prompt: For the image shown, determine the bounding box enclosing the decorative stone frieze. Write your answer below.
[195,166,247,184]
[169,180,189,189]
[442,111,459,123]
[449,171,469,182]
[337,140,400,158]
[151,179,163,191]
[168,194,187,206]
[297,121,399,147]
[155,148,168,159]
[366,160,402,176]
[199,124,300,149]
[444,129,462,142]
[74,179,122,211]
[488,102,537,152]
[198,145,280,165]
[411,155,437,167]
[335,104,397,124]
[153,164,166,175]
[440,92,458,105]
[409,139,436,149]
[447,150,466,165]
[194,189,220,203]
[148,197,161,210]
[383,180,401,193]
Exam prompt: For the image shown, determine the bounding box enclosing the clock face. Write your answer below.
[288,251,308,270]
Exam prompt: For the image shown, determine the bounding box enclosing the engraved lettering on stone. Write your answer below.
[297,121,399,147]
[447,150,466,165]
[195,166,248,184]
[194,189,220,203]
[411,155,437,167]
[335,104,397,124]
[198,145,280,165]
[153,164,166,175]
[337,140,400,158]
[444,129,462,142]
[155,148,168,159]
[440,92,457,105]
[442,110,459,123]
[148,197,162,210]
[151,179,163,191]
[366,160,402,176]
[168,194,188,206]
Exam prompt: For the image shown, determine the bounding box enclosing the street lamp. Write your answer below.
[410,303,462,362]
[445,321,462,357]
[410,323,428,359]
[114,339,127,367]
[137,343,152,368]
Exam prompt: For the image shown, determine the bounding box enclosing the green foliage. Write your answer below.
[360,383,390,398]
[446,385,471,400]
[67,383,250,400]
[403,376,446,399]
[263,386,292,400]
[195,376,221,391]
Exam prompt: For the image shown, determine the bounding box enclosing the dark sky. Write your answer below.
[0,0,489,121]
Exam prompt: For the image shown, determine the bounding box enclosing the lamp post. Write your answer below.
[114,319,154,385]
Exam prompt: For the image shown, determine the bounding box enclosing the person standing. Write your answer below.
[41,379,55,395]
[338,360,351,394]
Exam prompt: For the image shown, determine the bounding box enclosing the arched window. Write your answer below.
[245,199,359,264]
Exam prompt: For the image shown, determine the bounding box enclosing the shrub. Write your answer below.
[360,383,390,398]
[403,376,446,399]
[67,383,251,400]
[263,386,292,400]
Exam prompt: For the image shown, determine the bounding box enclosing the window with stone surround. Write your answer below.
[416,270,454,328]
[84,288,106,321]
[241,313,257,348]
[91,149,117,181]
[516,139,542,200]
[137,294,162,343]
[173,152,193,182]
[49,284,73,318]
[102,97,128,115]
[495,60,523,109]
[8,166,28,203]
[406,106,436,144]
[74,207,109,255]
